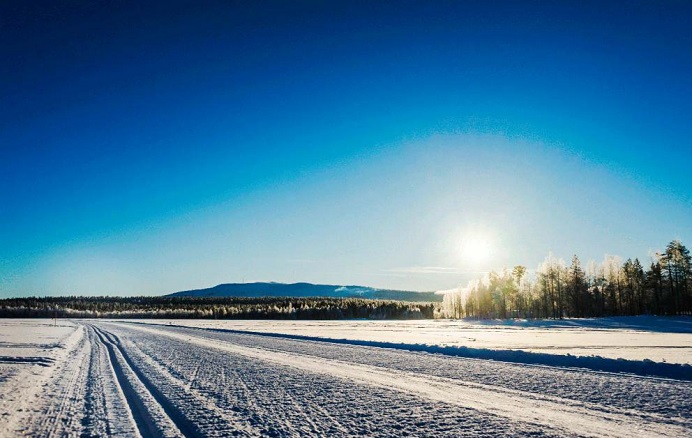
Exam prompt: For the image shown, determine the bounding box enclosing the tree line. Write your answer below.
[0,296,436,320]
[443,240,691,319]
[3,240,688,321]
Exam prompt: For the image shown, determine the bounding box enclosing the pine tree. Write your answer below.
[567,255,587,317]
[662,240,691,315]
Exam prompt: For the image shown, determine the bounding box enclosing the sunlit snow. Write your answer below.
[1,318,690,436]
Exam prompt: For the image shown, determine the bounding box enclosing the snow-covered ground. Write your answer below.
[0,319,84,435]
[0,318,690,436]
[134,316,692,364]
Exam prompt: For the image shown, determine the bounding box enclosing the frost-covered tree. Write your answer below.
[536,253,566,319]
[438,239,691,319]
[661,240,691,315]
[601,255,623,316]
[645,256,664,315]
[622,258,645,315]
[566,255,587,317]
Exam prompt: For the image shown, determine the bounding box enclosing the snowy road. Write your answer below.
[2,320,691,437]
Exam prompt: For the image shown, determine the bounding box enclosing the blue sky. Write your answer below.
[1,1,691,296]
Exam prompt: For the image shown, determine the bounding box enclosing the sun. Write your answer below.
[459,233,494,266]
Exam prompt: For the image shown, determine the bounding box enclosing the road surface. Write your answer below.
[3,321,690,437]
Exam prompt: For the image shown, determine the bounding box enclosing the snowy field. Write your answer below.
[141,316,692,364]
[0,318,690,437]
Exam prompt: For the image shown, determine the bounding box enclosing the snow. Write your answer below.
[0,317,690,436]
[131,316,692,364]
[0,319,83,435]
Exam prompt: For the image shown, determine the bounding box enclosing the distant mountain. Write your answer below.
[166,282,442,302]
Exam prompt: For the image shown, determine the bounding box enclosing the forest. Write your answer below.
[443,240,692,319]
[0,296,436,320]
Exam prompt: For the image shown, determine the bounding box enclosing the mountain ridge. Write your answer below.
[166,282,442,302]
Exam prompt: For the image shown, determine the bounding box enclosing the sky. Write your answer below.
[1,1,691,297]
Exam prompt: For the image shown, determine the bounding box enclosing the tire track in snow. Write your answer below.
[185,363,200,391]
[91,326,185,437]
[104,323,431,436]
[83,326,141,437]
[32,328,90,436]
[125,323,690,438]
[28,325,90,437]
[114,330,261,436]
[162,324,689,418]
[82,328,114,436]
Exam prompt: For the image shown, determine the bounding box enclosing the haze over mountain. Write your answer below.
[167,282,442,302]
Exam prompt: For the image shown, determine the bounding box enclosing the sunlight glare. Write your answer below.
[459,232,494,267]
